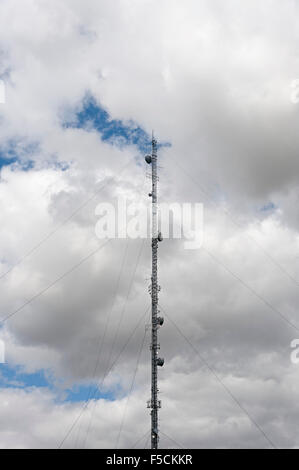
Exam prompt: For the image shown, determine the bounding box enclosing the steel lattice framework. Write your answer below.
[145,135,164,450]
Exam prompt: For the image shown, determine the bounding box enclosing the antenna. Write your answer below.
[145,133,164,450]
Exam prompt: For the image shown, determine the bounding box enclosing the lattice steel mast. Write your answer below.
[145,134,164,450]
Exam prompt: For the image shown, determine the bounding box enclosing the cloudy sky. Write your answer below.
[1,0,299,449]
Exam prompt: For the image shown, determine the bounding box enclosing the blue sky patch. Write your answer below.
[0,363,116,403]
[259,202,277,212]
[0,363,51,390]
[0,138,38,170]
[65,382,116,403]
[63,94,171,154]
